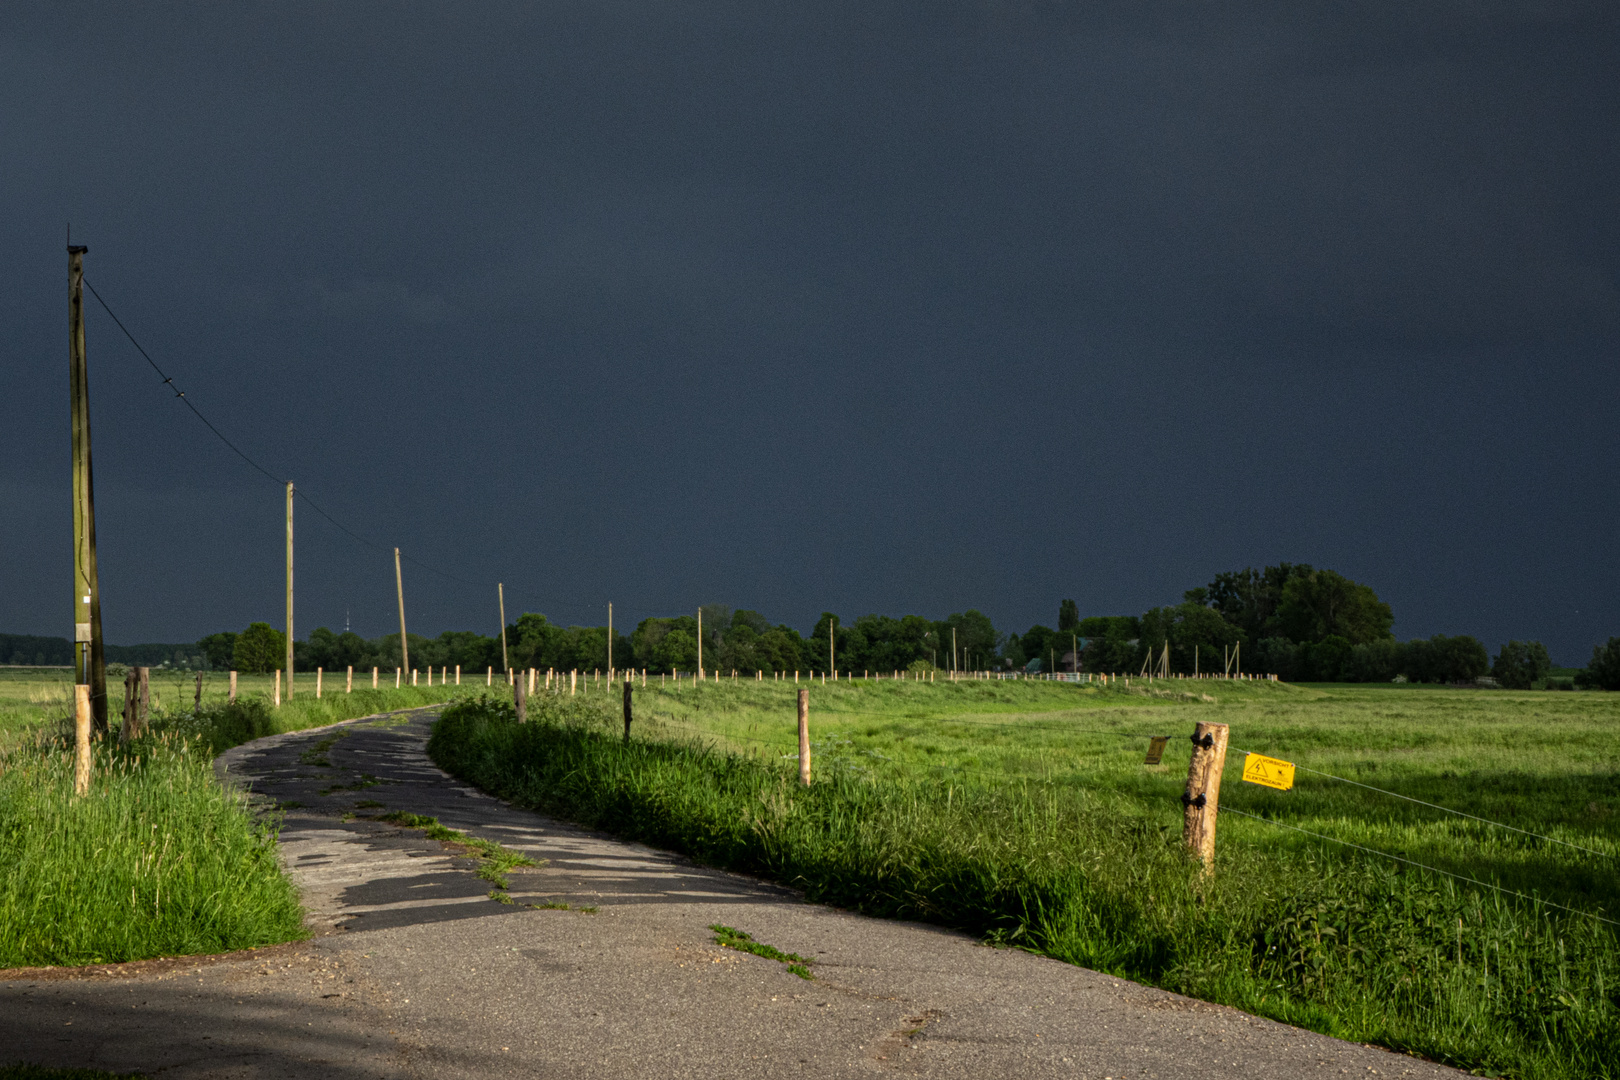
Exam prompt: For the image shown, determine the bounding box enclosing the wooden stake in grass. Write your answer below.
[1181,721,1230,874]
[274,669,282,707]
[229,670,238,704]
[797,688,811,786]
[514,663,527,723]
[347,665,353,693]
[73,683,92,796]
[623,678,633,743]
[194,671,203,713]
[316,667,323,699]
[455,664,460,686]
[372,666,378,689]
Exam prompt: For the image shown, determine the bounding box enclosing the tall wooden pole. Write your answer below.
[67,244,107,732]
[607,602,613,681]
[829,616,835,677]
[285,483,294,697]
[497,582,508,674]
[394,547,409,672]
[697,608,703,678]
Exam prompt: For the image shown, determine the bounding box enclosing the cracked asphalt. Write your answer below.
[0,706,1466,1079]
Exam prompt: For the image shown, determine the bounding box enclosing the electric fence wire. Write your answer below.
[1229,743,1612,860]
[83,277,480,589]
[1221,806,1618,927]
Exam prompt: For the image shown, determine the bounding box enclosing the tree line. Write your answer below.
[7,566,1619,690]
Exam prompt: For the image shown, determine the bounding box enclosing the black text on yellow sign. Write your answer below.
[1143,736,1170,765]
[1241,752,1296,791]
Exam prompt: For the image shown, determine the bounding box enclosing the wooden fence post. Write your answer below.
[797,688,811,786]
[194,671,203,713]
[487,665,492,686]
[118,667,137,745]
[372,666,378,689]
[74,684,92,796]
[316,667,323,699]
[229,670,238,703]
[514,665,527,723]
[274,669,282,707]
[456,664,461,685]
[1182,721,1230,874]
[623,679,633,743]
[347,666,353,693]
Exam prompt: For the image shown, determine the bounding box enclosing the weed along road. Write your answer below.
[0,707,1465,1080]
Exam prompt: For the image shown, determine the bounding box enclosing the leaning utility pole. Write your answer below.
[696,608,703,677]
[497,582,508,674]
[394,547,409,672]
[607,602,614,680]
[285,482,295,696]
[68,243,108,733]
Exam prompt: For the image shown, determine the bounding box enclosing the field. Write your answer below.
[0,666,481,969]
[429,675,1620,1080]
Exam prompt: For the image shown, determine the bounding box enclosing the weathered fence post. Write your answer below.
[316,667,323,699]
[347,665,353,693]
[514,664,528,723]
[74,684,92,796]
[623,679,633,743]
[274,669,282,707]
[797,688,811,786]
[194,671,204,713]
[229,669,238,703]
[1182,721,1230,874]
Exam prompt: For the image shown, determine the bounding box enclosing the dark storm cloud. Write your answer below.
[2,2,1616,661]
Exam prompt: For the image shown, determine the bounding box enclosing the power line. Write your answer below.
[83,277,482,591]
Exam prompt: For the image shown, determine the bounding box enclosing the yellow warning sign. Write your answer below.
[1144,736,1170,765]
[1242,752,1296,791]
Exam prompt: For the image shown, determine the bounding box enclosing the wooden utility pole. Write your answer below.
[497,582,508,674]
[797,688,810,785]
[67,243,107,732]
[607,602,613,681]
[395,548,409,672]
[285,483,294,697]
[696,608,703,678]
[1181,721,1230,874]
[829,616,836,677]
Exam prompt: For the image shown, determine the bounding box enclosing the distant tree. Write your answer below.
[1403,635,1489,684]
[1273,569,1394,645]
[1576,637,1620,691]
[1492,641,1552,690]
[197,631,238,670]
[1058,600,1079,632]
[1298,635,1353,681]
[1139,602,1241,674]
[1205,564,1314,642]
[1344,639,1401,683]
[232,622,285,674]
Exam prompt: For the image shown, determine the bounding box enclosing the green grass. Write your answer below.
[710,924,814,978]
[429,680,1620,1080]
[373,811,540,893]
[0,670,483,970]
[0,732,304,968]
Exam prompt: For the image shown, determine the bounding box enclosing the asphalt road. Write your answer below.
[0,706,1464,1079]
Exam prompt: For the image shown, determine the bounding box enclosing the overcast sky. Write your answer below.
[3,2,1616,663]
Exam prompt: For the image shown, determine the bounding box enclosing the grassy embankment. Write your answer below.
[0,667,479,969]
[429,676,1620,1080]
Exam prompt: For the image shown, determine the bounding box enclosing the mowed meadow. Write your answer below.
[430,675,1620,1079]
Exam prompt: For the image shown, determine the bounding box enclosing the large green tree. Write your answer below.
[1272,569,1394,645]
[232,622,285,674]
[1576,638,1620,691]
[1492,640,1552,689]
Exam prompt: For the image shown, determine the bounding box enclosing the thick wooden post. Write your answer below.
[623,679,633,743]
[73,684,92,795]
[797,689,811,786]
[229,669,238,703]
[372,666,378,689]
[347,665,353,693]
[118,667,137,745]
[1182,722,1230,873]
[514,663,527,723]
[455,664,461,686]
[194,671,203,713]
[316,667,323,698]
[274,669,282,706]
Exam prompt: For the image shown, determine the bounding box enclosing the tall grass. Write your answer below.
[430,692,1620,1080]
[0,732,302,967]
[0,682,479,969]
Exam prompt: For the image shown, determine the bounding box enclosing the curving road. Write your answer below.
[0,706,1462,1079]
